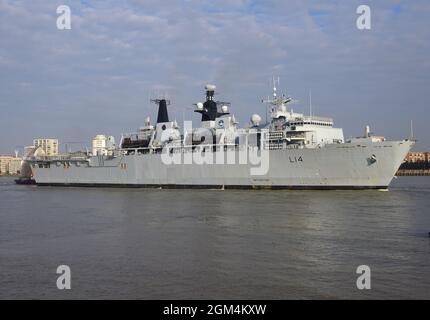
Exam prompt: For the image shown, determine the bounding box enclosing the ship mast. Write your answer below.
[262,76,294,120]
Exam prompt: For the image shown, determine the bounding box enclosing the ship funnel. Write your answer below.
[151,99,170,123]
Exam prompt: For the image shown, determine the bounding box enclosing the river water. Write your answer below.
[0,176,429,299]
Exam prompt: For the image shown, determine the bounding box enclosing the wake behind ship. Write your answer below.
[28,83,414,189]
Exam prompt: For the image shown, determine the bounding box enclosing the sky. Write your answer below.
[0,0,429,154]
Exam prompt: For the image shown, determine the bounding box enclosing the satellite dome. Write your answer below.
[205,84,216,91]
[221,105,229,113]
[196,102,204,110]
[251,114,262,126]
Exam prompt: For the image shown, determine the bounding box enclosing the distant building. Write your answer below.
[399,151,430,174]
[92,134,107,155]
[24,146,35,158]
[8,157,22,175]
[0,156,12,174]
[0,155,22,175]
[106,136,116,155]
[92,135,115,156]
[33,139,58,157]
[404,152,430,163]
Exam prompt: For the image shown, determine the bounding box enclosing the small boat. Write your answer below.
[14,177,36,185]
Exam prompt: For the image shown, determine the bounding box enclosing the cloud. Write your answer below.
[0,0,429,153]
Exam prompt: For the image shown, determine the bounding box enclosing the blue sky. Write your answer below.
[0,0,429,154]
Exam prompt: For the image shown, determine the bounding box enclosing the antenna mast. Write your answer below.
[271,76,280,99]
[409,120,414,140]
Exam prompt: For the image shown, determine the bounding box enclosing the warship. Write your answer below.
[27,82,414,189]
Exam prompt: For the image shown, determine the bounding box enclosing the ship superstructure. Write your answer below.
[27,82,414,189]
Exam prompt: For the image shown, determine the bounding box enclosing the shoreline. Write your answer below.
[396,170,430,176]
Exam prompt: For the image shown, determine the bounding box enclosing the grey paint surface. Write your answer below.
[30,140,413,189]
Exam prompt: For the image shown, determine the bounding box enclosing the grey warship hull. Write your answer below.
[30,140,413,189]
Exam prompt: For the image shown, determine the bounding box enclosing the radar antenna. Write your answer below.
[262,76,294,106]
